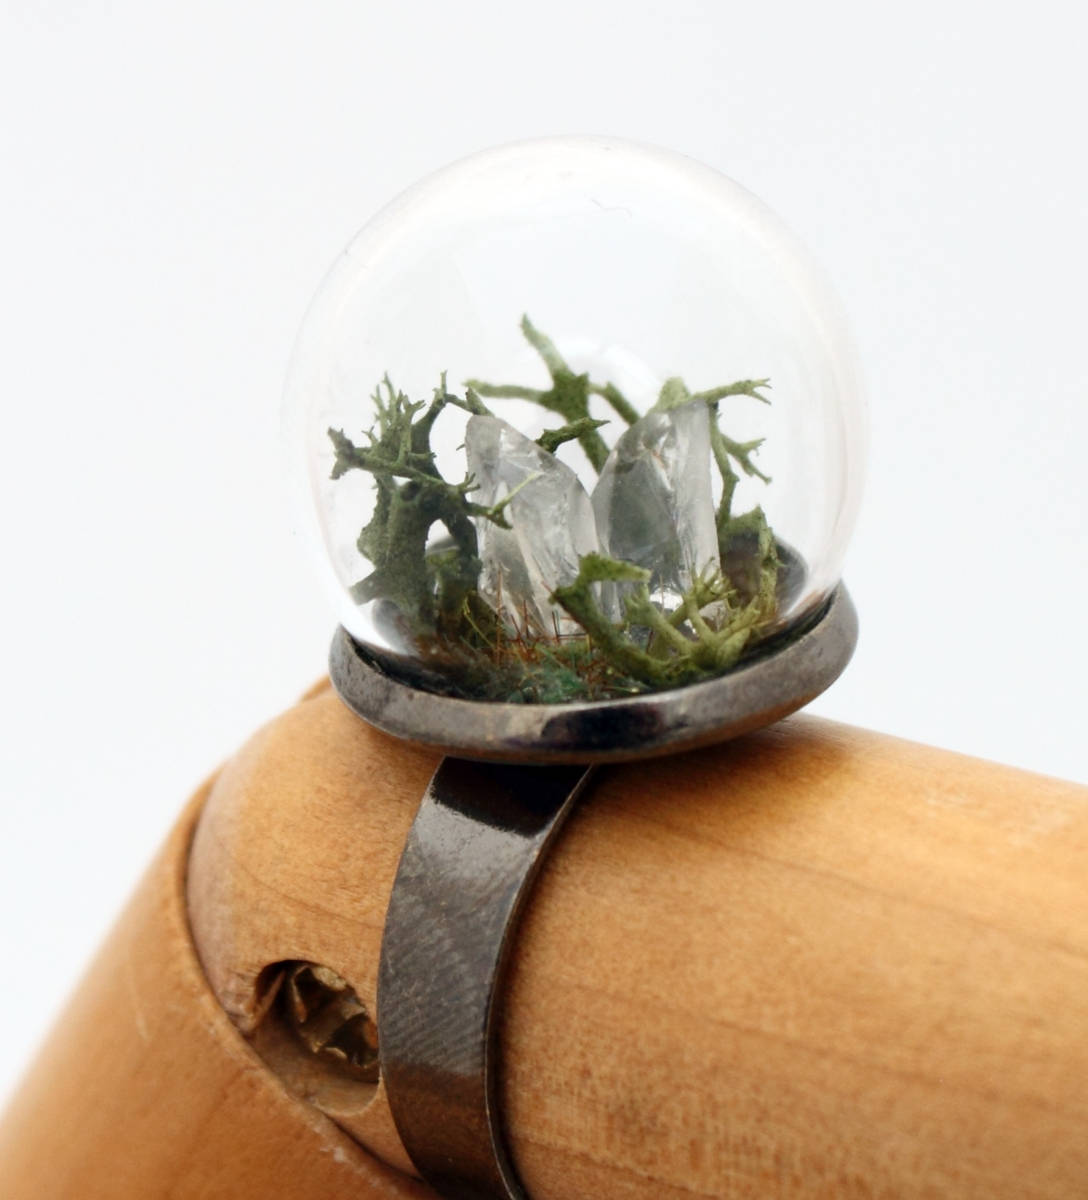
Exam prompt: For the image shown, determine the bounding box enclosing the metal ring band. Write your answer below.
[377,758,594,1199]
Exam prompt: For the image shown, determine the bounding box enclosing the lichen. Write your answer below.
[327,318,782,702]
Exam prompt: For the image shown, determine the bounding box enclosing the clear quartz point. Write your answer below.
[592,399,720,609]
[466,415,605,637]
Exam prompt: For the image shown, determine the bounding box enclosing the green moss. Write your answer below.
[328,319,782,703]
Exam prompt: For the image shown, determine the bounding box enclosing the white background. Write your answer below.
[1,1,1085,1108]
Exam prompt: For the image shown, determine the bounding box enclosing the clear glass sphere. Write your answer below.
[284,136,865,704]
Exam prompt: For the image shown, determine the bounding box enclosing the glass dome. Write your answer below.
[284,137,865,704]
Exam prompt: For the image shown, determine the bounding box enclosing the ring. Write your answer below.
[298,140,867,1199]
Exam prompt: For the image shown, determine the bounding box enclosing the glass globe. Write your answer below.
[284,137,865,704]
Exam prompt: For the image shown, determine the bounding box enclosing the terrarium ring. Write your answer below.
[287,137,865,1200]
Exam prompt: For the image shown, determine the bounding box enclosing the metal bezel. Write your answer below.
[329,585,857,764]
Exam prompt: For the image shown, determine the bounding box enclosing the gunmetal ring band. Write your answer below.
[378,760,594,1199]
[331,586,857,1199]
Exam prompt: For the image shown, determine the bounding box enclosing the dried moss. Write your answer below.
[328,319,781,702]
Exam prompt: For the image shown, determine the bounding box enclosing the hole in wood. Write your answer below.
[247,961,379,1115]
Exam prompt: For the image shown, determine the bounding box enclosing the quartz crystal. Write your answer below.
[592,400,720,609]
[466,415,604,637]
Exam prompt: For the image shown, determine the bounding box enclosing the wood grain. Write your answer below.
[183,684,1088,1198]
[0,768,432,1199]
